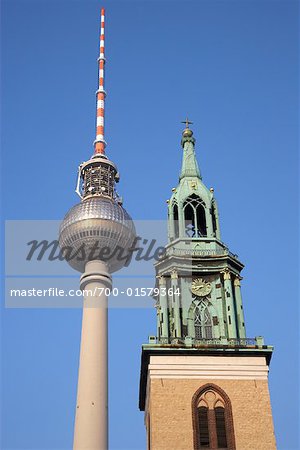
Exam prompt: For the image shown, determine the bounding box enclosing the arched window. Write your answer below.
[173,203,179,238]
[184,195,207,237]
[185,202,195,237]
[194,303,212,340]
[192,384,236,450]
[196,201,207,236]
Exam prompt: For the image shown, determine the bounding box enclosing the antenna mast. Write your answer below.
[94,8,106,155]
[75,8,121,200]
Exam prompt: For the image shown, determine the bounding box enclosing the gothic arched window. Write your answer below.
[194,303,212,340]
[192,384,236,450]
[184,195,207,237]
[173,203,179,238]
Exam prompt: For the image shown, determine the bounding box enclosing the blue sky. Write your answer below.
[1,0,299,449]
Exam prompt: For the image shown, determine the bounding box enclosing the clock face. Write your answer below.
[191,278,212,297]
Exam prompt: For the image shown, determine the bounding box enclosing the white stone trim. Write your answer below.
[148,355,269,380]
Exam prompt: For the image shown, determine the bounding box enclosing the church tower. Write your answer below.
[139,122,276,450]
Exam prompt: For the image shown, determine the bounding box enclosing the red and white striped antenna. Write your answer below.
[94,8,106,155]
[75,7,121,200]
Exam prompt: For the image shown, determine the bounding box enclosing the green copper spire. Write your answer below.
[154,122,253,344]
[180,119,201,180]
[168,121,221,241]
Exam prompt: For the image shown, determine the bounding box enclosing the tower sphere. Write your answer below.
[59,196,136,273]
[183,128,193,138]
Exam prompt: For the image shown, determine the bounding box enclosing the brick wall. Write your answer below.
[147,378,276,450]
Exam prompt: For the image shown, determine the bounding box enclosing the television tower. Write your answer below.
[59,8,136,449]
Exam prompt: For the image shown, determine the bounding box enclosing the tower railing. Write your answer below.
[166,246,238,259]
[156,337,260,347]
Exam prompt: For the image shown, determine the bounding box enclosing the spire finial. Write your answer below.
[181,117,193,129]
[94,8,107,155]
[181,117,193,138]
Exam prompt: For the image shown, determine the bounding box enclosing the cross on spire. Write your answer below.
[181,117,193,129]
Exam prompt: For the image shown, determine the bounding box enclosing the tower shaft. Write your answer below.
[73,260,111,450]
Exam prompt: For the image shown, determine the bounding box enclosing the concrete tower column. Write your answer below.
[73,260,112,450]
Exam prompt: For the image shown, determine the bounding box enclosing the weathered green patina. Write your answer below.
[154,125,256,345]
